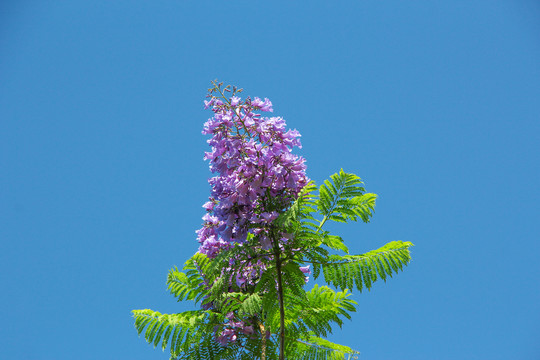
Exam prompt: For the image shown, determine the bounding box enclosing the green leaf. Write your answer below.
[322,241,414,292]
[321,234,349,254]
[314,170,376,231]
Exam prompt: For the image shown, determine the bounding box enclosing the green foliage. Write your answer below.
[321,241,414,292]
[292,336,360,360]
[167,252,211,304]
[316,169,376,227]
[133,170,413,359]
[133,309,219,356]
[286,284,357,338]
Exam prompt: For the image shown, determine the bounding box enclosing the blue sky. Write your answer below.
[1,1,539,359]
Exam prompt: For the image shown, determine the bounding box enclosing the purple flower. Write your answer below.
[300,265,311,283]
[217,328,237,345]
[259,235,272,250]
[231,96,241,106]
[203,200,215,211]
[236,274,247,287]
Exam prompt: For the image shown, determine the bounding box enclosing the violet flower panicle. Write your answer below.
[196,87,309,345]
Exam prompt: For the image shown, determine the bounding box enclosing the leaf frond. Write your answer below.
[322,241,414,292]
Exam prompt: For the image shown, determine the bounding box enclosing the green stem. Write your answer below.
[316,215,328,233]
[275,250,286,360]
[258,321,267,360]
[270,228,286,360]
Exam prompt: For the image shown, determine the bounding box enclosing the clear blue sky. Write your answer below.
[1,1,539,359]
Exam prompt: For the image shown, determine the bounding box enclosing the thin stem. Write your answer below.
[258,321,267,360]
[274,246,286,360]
[316,214,328,233]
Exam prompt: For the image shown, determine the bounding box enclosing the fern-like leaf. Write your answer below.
[322,241,413,292]
[289,335,360,360]
[166,252,213,304]
[316,169,377,230]
[286,284,356,339]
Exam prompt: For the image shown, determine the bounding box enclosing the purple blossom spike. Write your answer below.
[196,87,308,258]
[196,83,311,345]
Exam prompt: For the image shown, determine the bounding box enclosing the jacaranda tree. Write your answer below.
[133,81,414,360]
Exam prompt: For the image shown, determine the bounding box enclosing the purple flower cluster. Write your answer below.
[196,84,309,346]
[216,312,256,346]
[300,265,311,283]
[196,92,308,258]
